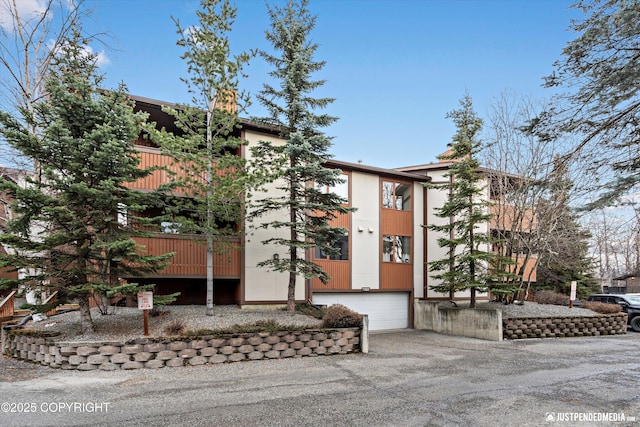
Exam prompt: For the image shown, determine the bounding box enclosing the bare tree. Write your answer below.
[584,203,640,287]
[481,91,592,301]
[0,0,90,168]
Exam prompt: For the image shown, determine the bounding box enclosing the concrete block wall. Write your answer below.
[3,328,362,371]
[503,314,628,339]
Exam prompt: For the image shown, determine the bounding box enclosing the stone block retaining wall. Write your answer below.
[3,329,361,371]
[503,314,627,339]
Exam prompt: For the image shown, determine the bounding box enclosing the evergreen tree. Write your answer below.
[157,0,252,316]
[535,158,599,298]
[251,0,353,314]
[538,0,640,207]
[0,30,171,333]
[427,95,499,308]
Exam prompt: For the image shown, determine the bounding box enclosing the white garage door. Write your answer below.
[313,292,409,331]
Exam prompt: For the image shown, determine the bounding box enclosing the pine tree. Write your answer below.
[538,0,640,207]
[251,0,353,314]
[0,29,171,333]
[427,95,498,308]
[535,157,599,298]
[157,0,252,315]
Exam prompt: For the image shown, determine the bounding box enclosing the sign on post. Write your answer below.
[569,281,577,309]
[138,292,153,310]
[138,292,153,335]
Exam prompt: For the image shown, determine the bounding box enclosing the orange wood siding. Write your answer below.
[133,235,241,278]
[490,204,536,231]
[491,254,538,282]
[380,179,413,291]
[311,172,351,291]
[127,147,236,195]
[311,209,351,290]
[515,255,537,282]
[381,209,412,236]
[311,260,350,290]
[126,148,180,191]
[381,263,413,290]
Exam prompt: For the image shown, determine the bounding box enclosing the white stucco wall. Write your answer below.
[350,172,380,290]
[425,170,450,297]
[242,130,305,302]
[412,181,425,298]
[424,169,490,299]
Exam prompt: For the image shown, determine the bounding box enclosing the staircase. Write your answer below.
[0,290,18,326]
[1,290,80,328]
[1,308,31,327]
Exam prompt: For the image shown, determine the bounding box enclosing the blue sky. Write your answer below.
[83,0,578,168]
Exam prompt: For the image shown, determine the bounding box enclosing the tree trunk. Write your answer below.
[78,296,95,334]
[206,106,214,316]
[288,205,297,315]
[206,234,214,315]
[288,159,297,315]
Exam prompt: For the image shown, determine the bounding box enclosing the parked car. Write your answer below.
[587,294,640,332]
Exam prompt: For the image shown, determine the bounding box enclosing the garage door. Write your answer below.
[313,292,409,331]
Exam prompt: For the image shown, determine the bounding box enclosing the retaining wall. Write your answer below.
[503,314,627,339]
[415,301,628,341]
[3,328,362,371]
[414,301,503,341]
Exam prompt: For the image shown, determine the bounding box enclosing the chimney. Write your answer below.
[213,89,237,114]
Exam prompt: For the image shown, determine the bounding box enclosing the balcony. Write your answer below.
[132,234,241,279]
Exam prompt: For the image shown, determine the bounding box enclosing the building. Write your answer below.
[121,95,536,330]
[398,160,538,301]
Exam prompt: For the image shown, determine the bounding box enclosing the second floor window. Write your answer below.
[382,181,410,210]
[383,235,411,263]
[315,173,349,203]
[315,235,349,261]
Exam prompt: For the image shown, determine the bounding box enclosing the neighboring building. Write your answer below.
[609,273,640,294]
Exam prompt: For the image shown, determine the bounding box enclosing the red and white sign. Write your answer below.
[138,292,153,310]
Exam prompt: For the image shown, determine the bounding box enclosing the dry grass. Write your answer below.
[322,304,362,328]
[579,301,622,314]
[534,290,570,306]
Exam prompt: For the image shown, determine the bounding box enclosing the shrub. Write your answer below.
[183,320,303,336]
[163,319,186,336]
[535,290,569,306]
[291,303,326,319]
[580,301,622,314]
[150,307,171,317]
[322,304,362,328]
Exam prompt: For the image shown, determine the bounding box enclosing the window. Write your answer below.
[315,235,349,260]
[383,235,411,263]
[315,174,349,202]
[382,181,410,210]
[117,203,128,227]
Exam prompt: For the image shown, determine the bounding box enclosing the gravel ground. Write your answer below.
[23,305,323,342]
[460,300,599,319]
[20,301,600,342]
